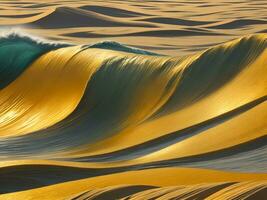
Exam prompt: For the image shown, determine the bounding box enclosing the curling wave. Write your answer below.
[0,33,266,199]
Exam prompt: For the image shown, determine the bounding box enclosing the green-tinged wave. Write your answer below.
[0,33,70,88]
[0,33,266,198]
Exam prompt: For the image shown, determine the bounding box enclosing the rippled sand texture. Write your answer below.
[0,1,267,200]
[0,0,267,55]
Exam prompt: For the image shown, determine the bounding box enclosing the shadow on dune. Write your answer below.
[0,165,120,194]
[0,146,266,195]
[0,13,41,18]
[70,183,234,200]
[258,29,267,33]
[25,7,156,29]
[0,1,33,4]
[248,188,267,200]
[63,29,222,38]
[21,3,59,8]
[71,185,157,200]
[206,19,267,29]
[79,5,150,18]
[137,17,216,26]
[0,136,266,193]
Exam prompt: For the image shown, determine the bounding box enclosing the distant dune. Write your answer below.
[79,5,150,17]
[1,0,266,55]
[138,17,216,26]
[0,13,41,18]
[63,29,222,38]
[22,3,58,8]
[206,19,267,29]
[26,7,156,29]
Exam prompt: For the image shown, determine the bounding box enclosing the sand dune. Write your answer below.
[63,29,221,38]
[79,5,150,18]
[138,17,216,26]
[26,7,156,29]
[3,182,267,200]
[22,3,59,8]
[206,19,267,29]
[1,0,266,55]
[0,167,266,199]
[70,185,157,200]
[0,13,41,18]
[69,183,267,200]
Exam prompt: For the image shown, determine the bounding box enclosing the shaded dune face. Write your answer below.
[62,29,222,38]
[1,167,267,199]
[0,13,41,18]
[78,5,150,18]
[25,7,156,29]
[205,19,267,29]
[137,17,217,26]
[0,34,266,199]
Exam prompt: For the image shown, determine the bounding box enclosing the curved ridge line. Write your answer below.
[64,95,267,162]
[0,33,69,89]
[0,45,101,137]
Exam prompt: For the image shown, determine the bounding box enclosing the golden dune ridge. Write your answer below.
[0,167,266,200]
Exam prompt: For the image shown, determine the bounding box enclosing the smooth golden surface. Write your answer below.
[0,167,266,200]
[0,47,105,137]
[0,46,85,137]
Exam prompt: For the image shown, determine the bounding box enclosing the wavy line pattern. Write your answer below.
[1,0,267,56]
[0,33,266,199]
